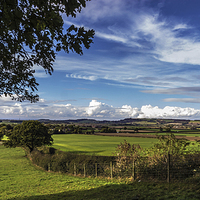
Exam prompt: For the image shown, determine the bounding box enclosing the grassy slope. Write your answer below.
[1,145,200,200]
[52,134,157,156]
[0,145,118,199]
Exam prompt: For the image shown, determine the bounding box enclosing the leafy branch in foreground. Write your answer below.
[0,0,95,102]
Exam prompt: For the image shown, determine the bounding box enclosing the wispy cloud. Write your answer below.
[33,0,200,109]
[163,98,200,103]
[142,87,200,95]
[78,0,125,22]
[66,74,98,81]
[59,2,200,91]
[95,32,128,44]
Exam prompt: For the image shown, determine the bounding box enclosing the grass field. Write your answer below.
[0,145,119,200]
[52,134,158,156]
[1,145,200,199]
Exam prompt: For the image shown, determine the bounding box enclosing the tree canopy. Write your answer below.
[0,0,94,102]
[3,120,53,152]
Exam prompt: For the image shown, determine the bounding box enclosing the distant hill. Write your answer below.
[0,118,191,125]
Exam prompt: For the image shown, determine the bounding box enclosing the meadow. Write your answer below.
[1,145,200,200]
[52,134,157,156]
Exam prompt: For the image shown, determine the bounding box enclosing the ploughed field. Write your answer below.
[94,132,200,141]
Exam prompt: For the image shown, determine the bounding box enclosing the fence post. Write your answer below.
[74,163,76,176]
[48,163,51,172]
[110,161,113,179]
[95,163,98,177]
[167,153,170,183]
[132,159,135,180]
[84,163,86,177]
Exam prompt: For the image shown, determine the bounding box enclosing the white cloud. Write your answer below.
[173,24,189,30]
[138,105,200,119]
[78,0,124,22]
[0,95,14,102]
[66,74,98,81]
[44,3,200,93]
[1,99,200,120]
[120,105,140,118]
[59,9,200,92]
[85,100,115,118]
[19,1,200,102]
[134,14,200,65]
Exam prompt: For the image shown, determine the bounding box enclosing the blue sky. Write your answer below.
[2,0,200,120]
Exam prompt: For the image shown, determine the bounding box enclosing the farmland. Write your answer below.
[1,118,200,199]
[52,134,157,156]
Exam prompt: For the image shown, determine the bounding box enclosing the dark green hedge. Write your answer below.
[30,147,116,174]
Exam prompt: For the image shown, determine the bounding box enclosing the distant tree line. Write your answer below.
[100,126,117,133]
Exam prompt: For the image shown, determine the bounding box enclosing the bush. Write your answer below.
[31,149,51,171]
[30,147,116,175]
[114,134,200,180]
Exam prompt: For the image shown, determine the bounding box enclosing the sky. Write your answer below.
[2,0,200,120]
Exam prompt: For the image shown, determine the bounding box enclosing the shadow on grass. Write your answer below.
[67,150,105,155]
[8,179,200,200]
[9,183,143,200]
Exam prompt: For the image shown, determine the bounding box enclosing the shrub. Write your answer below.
[114,134,200,180]
[30,147,116,175]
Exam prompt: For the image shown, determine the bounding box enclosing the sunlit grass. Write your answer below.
[1,145,200,200]
[0,145,119,199]
[52,134,157,156]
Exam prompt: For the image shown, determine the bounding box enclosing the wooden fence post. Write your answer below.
[48,163,51,172]
[167,153,170,183]
[110,161,113,179]
[132,159,135,180]
[84,163,86,177]
[95,163,98,177]
[74,163,76,176]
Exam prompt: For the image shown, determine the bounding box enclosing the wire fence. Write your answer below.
[46,153,200,183]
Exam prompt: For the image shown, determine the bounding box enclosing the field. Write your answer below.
[52,133,200,156]
[52,134,158,156]
[2,119,200,199]
[0,145,118,199]
[1,145,200,200]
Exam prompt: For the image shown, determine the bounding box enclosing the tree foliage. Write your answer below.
[0,129,4,140]
[0,123,13,140]
[100,126,117,133]
[151,133,191,155]
[3,120,53,152]
[0,0,94,102]
[114,133,198,175]
[114,140,142,174]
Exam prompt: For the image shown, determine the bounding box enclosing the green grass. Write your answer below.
[0,145,119,199]
[52,134,157,156]
[1,145,200,200]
